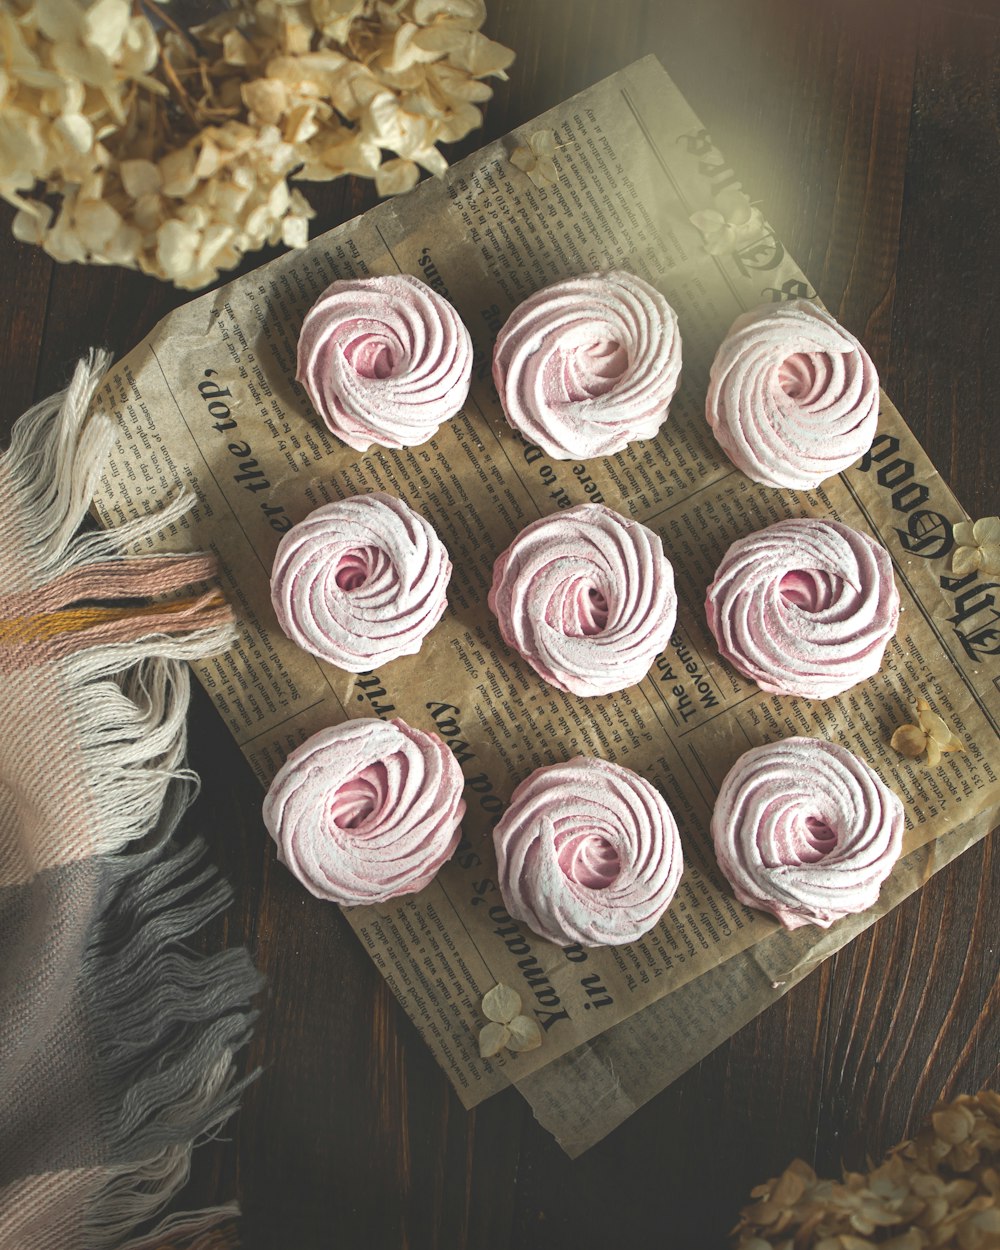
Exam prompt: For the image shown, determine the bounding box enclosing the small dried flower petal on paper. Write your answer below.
[952,516,1000,576]
[505,1014,542,1052]
[481,982,521,1024]
[509,128,559,188]
[690,188,764,256]
[890,698,965,768]
[478,1020,509,1058]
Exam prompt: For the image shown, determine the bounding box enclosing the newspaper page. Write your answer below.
[89,56,1000,1121]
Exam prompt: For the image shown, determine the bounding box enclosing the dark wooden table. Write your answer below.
[3,2,999,1246]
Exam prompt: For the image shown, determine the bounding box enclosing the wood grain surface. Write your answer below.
[2,2,998,1246]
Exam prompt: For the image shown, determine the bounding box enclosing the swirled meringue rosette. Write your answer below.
[297,274,473,451]
[271,492,451,672]
[492,269,682,459]
[711,737,904,929]
[263,717,466,906]
[705,299,879,489]
[488,502,677,697]
[705,517,899,699]
[494,757,684,947]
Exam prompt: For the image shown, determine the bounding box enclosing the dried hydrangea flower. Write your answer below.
[478,983,542,1058]
[890,698,965,768]
[734,1092,1000,1250]
[952,517,1000,577]
[2,0,514,288]
[690,188,764,256]
[510,128,559,188]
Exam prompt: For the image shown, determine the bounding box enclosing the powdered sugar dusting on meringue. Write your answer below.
[488,502,677,698]
[711,737,903,929]
[297,274,473,452]
[263,717,466,907]
[705,517,899,699]
[271,492,451,672]
[705,299,879,489]
[492,269,682,459]
[494,756,683,947]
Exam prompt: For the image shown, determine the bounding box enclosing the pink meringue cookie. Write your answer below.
[705,517,899,699]
[271,492,451,672]
[297,274,473,451]
[263,717,466,906]
[488,502,677,698]
[711,736,903,929]
[705,299,880,489]
[492,269,682,459]
[494,756,683,947]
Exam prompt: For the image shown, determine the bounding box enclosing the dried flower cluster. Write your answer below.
[891,698,965,769]
[734,1091,1000,1250]
[690,188,764,256]
[478,983,542,1059]
[1,0,514,288]
[952,517,1000,578]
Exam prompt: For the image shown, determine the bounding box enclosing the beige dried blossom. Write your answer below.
[890,698,965,769]
[478,983,542,1059]
[734,1091,1000,1250]
[2,0,514,288]
[952,517,1000,577]
[690,187,764,257]
[509,128,558,188]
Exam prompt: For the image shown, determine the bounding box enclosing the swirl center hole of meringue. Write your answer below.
[557,829,621,890]
[334,546,378,592]
[566,337,630,400]
[779,568,840,612]
[798,814,838,863]
[777,351,827,402]
[344,328,399,380]
[330,762,388,831]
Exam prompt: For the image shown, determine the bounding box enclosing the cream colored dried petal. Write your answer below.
[972,516,1000,545]
[284,102,320,145]
[478,1021,509,1059]
[428,62,493,102]
[157,218,200,279]
[505,1014,543,1052]
[953,545,984,576]
[101,220,142,266]
[482,983,521,1024]
[52,112,94,156]
[44,213,88,264]
[11,200,53,245]
[74,198,121,251]
[917,704,952,746]
[953,520,978,549]
[33,0,84,44]
[222,28,259,66]
[119,158,161,198]
[242,78,290,124]
[159,147,199,197]
[81,0,131,58]
[381,22,445,73]
[925,737,942,769]
[132,191,166,232]
[414,26,513,76]
[0,115,48,189]
[311,0,367,44]
[980,546,1000,576]
[890,724,927,759]
[934,1106,977,1145]
[375,156,420,196]
[411,0,487,30]
[281,213,310,249]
